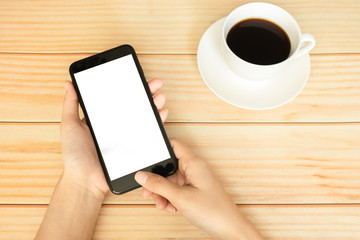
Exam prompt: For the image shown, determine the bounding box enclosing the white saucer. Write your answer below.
[197,18,311,110]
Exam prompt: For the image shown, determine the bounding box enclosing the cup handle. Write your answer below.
[294,33,315,58]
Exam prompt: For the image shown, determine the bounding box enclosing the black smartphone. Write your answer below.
[69,44,178,195]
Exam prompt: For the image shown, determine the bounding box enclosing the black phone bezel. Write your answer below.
[69,44,178,195]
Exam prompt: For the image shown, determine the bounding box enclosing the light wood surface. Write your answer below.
[1,123,359,204]
[1,0,359,239]
[1,205,360,240]
[0,0,359,54]
[1,53,360,122]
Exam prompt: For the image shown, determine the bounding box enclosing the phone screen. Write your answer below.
[74,54,171,181]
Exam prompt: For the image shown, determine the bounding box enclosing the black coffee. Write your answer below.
[226,18,291,65]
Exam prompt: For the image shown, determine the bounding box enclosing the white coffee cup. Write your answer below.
[221,2,315,81]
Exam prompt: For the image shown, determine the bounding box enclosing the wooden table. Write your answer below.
[1,1,360,239]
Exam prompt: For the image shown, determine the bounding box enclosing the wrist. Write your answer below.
[37,170,105,240]
[216,206,263,240]
[212,210,243,240]
[61,170,107,203]
[203,200,255,240]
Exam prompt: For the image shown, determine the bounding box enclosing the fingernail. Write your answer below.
[166,204,176,213]
[135,171,149,185]
[64,81,69,91]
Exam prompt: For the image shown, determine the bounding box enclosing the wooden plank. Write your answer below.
[1,205,359,239]
[1,53,359,122]
[0,123,359,204]
[0,0,359,54]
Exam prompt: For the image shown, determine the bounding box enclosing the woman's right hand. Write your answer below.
[135,139,263,240]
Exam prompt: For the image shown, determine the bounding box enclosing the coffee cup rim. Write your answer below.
[222,2,303,67]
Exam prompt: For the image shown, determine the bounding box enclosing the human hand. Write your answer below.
[61,78,168,199]
[135,139,263,239]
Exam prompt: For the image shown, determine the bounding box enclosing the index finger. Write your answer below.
[148,78,163,95]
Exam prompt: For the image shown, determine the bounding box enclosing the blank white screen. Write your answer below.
[74,54,170,180]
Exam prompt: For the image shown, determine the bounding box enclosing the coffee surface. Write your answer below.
[226,18,291,65]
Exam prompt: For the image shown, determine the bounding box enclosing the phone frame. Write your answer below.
[69,44,178,195]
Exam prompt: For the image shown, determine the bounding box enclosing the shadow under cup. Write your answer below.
[221,2,315,81]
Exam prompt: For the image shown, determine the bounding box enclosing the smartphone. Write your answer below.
[69,44,177,195]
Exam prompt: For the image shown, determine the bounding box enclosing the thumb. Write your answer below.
[135,171,181,203]
[62,81,80,124]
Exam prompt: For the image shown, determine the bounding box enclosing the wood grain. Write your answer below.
[1,123,359,204]
[1,53,359,122]
[0,0,359,54]
[2,1,359,238]
[1,205,359,239]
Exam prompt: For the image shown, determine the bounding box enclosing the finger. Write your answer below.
[165,202,177,213]
[170,138,199,165]
[170,138,216,189]
[170,138,210,181]
[168,171,186,186]
[142,187,153,198]
[62,81,80,124]
[152,193,168,210]
[148,78,163,95]
[159,109,168,123]
[135,171,181,204]
[166,171,178,183]
[153,92,166,110]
